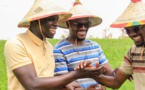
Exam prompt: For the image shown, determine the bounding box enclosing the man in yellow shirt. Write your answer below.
[4,0,104,90]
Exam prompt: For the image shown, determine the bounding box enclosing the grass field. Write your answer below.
[0,40,7,90]
[0,38,134,90]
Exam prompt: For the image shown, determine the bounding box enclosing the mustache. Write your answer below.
[50,26,57,29]
[76,30,87,34]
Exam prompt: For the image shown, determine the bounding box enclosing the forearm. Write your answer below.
[94,75,121,89]
[14,63,102,90]
[30,71,78,90]
[94,69,129,89]
[105,68,118,76]
[14,66,79,90]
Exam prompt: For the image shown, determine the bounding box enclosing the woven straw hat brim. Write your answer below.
[110,1,145,28]
[58,2,102,29]
[58,15,102,29]
[18,0,72,28]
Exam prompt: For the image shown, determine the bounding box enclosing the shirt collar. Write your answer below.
[26,29,43,46]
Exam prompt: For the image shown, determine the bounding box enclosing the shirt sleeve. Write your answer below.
[98,46,108,65]
[4,38,32,70]
[96,43,108,65]
[119,49,133,75]
[90,41,108,67]
[53,47,68,75]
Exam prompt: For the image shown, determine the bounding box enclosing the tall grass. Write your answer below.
[0,38,134,90]
[0,40,7,90]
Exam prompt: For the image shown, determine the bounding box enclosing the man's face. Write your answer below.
[69,18,91,41]
[125,25,145,47]
[40,15,58,38]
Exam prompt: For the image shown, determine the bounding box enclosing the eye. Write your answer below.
[139,25,145,30]
[72,22,91,28]
[125,26,140,34]
[46,18,58,22]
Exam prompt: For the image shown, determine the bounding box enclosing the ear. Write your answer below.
[30,20,38,27]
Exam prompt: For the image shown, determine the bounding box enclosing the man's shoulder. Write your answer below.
[6,35,21,44]
[4,36,24,51]
[57,39,66,44]
[54,39,70,48]
[86,39,99,45]
[6,33,27,45]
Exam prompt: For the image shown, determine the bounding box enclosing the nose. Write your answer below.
[53,20,58,26]
[129,33,137,37]
[80,25,87,30]
[127,30,138,38]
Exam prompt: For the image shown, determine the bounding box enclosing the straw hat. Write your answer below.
[58,0,102,28]
[110,0,145,28]
[18,0,72,28]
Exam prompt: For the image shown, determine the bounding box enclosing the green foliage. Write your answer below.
[47,38,60,46]
[0,40,7,90]
[0,38,134,90]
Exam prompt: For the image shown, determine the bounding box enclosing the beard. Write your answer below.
[135,42,144,47]
[135,36,145,47]
[76,37,85,41]
[136,43,144,47]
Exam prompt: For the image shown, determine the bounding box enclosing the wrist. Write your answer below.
[72,70,80,79]
[94,74,103,81]
[113,68,119,76]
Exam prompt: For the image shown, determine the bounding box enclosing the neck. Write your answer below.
[29,27,43,40]
[66,36,85,45]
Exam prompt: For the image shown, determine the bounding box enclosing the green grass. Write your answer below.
[0,38,134,90]
[0,40,7,90]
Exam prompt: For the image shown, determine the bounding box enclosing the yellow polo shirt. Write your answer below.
[4,30,55,90]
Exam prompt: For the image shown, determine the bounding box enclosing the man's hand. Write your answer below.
[65,81,82,90]
[74,60,100,70]
[86,84,99,90]
[74,61,105,78]
[85,84,106,90]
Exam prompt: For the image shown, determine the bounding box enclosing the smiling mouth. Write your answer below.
[50,28,56,31]
[50,28,57,30]
[132,36,142,44]
[133,36,140,40]
[77,31,87,35]
[49,28,56,33]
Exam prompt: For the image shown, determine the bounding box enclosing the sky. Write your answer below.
[0,0,145,40]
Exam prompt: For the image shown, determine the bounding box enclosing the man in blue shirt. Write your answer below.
[54,0,114,89]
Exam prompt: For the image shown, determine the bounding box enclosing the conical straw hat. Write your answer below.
[110,0,145,28]
[18,0,72,28]
[58,0,102,28]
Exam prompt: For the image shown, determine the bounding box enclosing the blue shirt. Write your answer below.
[54,39,108,88]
